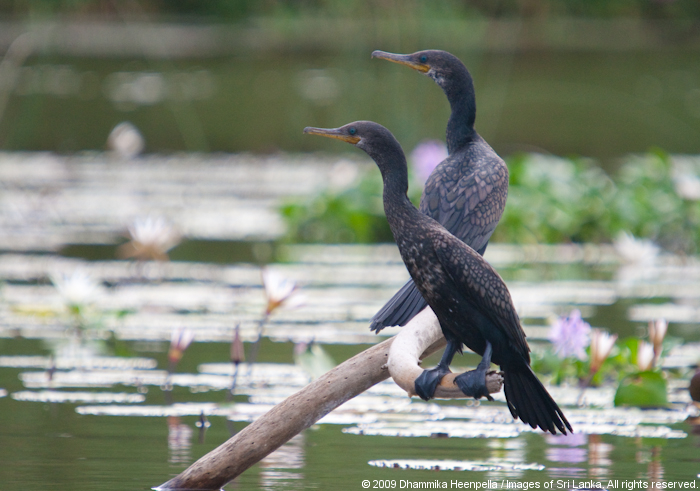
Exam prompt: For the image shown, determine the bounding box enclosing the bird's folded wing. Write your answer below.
[420,153,508,255]
[432,234,530,358]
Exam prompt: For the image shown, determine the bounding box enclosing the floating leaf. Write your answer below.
[614,371,668,408]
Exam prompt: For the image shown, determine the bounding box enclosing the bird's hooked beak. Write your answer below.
[372,50,430,73]
[303,126,360,144]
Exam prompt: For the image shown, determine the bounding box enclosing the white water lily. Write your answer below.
[107,121,144,159]
[119,215,181,261]
[613,231,659,264]
[261,268,304,315]
[50,270,101,308]
[637,341,655,372]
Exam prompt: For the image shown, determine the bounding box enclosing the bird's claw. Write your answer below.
[454,368,493,401]
[414,365,451,401]
[454,340,494,400]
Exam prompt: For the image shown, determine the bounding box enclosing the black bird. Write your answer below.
[369,49,508,333]
[304,121,571,435]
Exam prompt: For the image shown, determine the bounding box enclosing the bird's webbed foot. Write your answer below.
[454,341,494,401]
[414,364,451,401]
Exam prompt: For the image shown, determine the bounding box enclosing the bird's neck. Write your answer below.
[380,164,424,243]
[374,153,415,222]
[443,71,476,153]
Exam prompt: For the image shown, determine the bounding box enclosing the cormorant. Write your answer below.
[369,49,508,333]
[304,121,571,435]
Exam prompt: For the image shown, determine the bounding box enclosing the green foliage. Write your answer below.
[3,0,699,20]
[614,371,668,408]
[280,168,422,244]
[493,153,616,244]
[611,150,700,254]
[280,151,700,255]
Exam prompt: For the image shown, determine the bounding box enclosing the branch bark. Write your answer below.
[155,308,502,490]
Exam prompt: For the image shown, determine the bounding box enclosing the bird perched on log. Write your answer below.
[369,49,508,333]
[304,121,571,435]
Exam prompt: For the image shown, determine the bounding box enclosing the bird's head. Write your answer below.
[304,121,406,179]
[372,49,466,89]
[304,121,396,153]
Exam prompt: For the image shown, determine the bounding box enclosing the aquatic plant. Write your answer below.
[648,319,667,368]
[535,312,674,409]
[613,321,671,408]
[228,324,245,401]
[248,268,305,366]
[279,161,422,244]
[549,309,591,360]
[51,269,101,317]
[168,327,195,373]
[118,215,181,261]
[588,329,618,377]
[279,151,700,255]
[50,269,105,336]
[261,267,303,316]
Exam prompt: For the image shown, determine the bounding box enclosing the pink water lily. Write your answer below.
[589,329,617,375]
[168,327,195,370]
[637,341,655,372]
[648,319,667,367]
[579,328,618,405]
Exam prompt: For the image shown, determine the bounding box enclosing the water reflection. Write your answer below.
[545,433,587,478]
[588,434,612,479]
[167,416,193,466]
[486,438,528,479]
[259,433,305,490]
[646,446,664,490]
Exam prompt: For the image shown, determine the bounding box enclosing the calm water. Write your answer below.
[1,144,699,489]
[2,24,700,164]
[0,241,699,490]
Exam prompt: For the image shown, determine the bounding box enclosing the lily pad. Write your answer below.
[614,371,668,408]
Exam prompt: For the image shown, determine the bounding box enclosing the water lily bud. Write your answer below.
[637,341,655,372]
[648,319,667,367]
[230,325,245,364]
[589,329,617,374]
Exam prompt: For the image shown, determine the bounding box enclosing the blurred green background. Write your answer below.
[1,0,700,163]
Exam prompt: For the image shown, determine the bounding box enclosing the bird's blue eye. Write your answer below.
[349,127,357,135]
[420,55,427,63]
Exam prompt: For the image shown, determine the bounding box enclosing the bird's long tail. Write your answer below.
[503,364,572,434]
